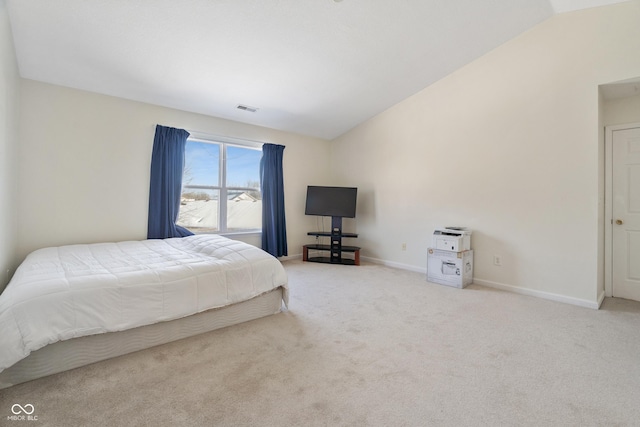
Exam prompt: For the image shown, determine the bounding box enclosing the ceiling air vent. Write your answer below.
[236,104,259,113]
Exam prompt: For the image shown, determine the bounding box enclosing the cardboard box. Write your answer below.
[427,248,473,288]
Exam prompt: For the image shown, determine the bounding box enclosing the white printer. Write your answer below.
[432,227,471,252]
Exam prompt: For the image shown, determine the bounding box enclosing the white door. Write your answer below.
[612,126,640,301]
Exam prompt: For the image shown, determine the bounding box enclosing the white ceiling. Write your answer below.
[5,0,632,140]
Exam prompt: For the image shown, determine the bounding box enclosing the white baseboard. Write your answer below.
[362,256,600,310]
[295,254,601,309]
[361,256,427,274]
[596,289,606,308]
[279,253,302,262]
[472,278,601,310]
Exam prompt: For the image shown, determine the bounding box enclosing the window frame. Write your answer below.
[180,132,263,235]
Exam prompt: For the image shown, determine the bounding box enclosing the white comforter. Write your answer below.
[0,235,288,373]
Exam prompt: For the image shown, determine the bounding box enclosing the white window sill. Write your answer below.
[220,230,262,238]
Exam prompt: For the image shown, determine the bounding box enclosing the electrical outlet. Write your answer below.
[493,255,502,266]
[401,243,407,251]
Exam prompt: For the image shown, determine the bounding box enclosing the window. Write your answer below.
[177,137,262,234]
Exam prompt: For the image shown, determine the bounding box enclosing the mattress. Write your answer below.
[0,234,288,375]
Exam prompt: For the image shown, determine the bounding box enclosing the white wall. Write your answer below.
[330,2,640,306]
[17,80,331,262]
[0,0,19,293]
[603,93,640,125]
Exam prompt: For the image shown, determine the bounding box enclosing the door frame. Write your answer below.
[604,122,640,297]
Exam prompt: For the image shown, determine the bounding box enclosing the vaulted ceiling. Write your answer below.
[5,0,631,139]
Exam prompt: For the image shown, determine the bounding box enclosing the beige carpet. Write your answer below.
[1,260,640,426]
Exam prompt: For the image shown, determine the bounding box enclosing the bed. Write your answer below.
[0,234,288,389]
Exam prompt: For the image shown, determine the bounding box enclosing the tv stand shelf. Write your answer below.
[304,216,360,266]
[307,232,358,238]
[303,244,360,266]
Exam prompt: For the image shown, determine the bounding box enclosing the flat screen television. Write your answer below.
[305,186,357,218]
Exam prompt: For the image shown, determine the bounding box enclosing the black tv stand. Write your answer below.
[303,216,360,266]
